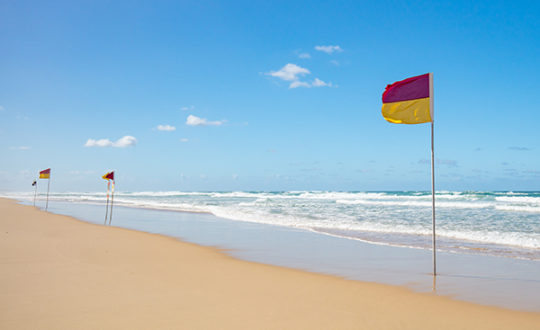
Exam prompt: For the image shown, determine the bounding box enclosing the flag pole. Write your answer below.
[33,181,38,207]
[108,180,115,225]
[429,72,436,276]
[46,175,51,211]
[104,180,110,225]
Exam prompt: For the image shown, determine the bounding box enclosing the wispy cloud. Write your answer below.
[186,114,225,126]
[9,146,30,150]
[156,124,176,131]
[315,45,343,54]
[419,158,458,167]
[312,78,332,87]
[114,136,137,147]
[0,105,4,112]
[290,78,332,89]
[267,63,310,81]
[289,80,312,89]
[85,135,137,148]
[267,63,333,89]
[85,139,113,147]
[181,105,195,111]
[330,60,340,66]
[180,138,189,142]
[437,159,458,167]
[298,53,311,59]
[508,146,530,151]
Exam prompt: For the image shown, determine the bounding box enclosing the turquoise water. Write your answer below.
[5,190,540,260]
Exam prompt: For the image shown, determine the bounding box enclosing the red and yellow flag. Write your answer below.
[39,168,51,179]
[382,73,432,124]
[102,171,114,181]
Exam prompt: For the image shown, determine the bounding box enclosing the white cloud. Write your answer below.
[9,146,30,150]
[0,105,4,112]
[267,63,310,81]
[298,53,311,59]
[186,114,225,126]
[315,45,343,54]
[157,124,176,131]
[180,138,189,142]
[290,78,333,89]
[267,63,333,89]
[85,139,113,147]
[114,135,137,147]
[85,135,137,148]
[289,80,312,89]
[330,60,340,66]
[312,78,332,87]
[181,105,195,111]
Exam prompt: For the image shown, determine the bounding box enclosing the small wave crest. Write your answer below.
[4,190,539,259]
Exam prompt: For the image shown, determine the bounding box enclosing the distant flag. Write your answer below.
[102,171,114,181]
[32,180,38,206]
[382,73,432,124]
[102,171,115,225]
[381,73,437,276]
[38,168,51,210]
[39,168,51,179]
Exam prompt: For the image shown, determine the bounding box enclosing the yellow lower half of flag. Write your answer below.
[39,174,50,179]
[382,97,431,124]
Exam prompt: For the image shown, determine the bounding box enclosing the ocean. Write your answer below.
[6,190,540,261]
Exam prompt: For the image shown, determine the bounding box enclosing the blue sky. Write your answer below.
[1,0,539,192]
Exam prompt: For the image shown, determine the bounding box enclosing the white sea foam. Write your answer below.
[495,196,540,204]
[336,199,492,209]
[495,205,540,213]
[4,190,540,259]
[439,229,540,249]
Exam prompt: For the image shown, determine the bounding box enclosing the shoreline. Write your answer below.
[7,190,540,262]
[1,197,540,329]
[10,197,540,311]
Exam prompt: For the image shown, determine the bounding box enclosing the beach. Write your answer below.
[1,198,539,329]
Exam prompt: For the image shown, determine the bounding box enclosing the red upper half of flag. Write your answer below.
[382,73,430,103]
[40,168,51,175]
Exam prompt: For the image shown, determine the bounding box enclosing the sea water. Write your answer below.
[6,190,540,261]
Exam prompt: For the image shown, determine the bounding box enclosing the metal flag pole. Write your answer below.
[429,72,436,276]
[108,180,115,225]
[104,180,110,225]
[45,174,51,211]
[33,181,38,206]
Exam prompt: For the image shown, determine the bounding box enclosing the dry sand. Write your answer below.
[1,197,539,329]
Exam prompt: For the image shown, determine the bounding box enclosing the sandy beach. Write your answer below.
[1,198,539,329]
